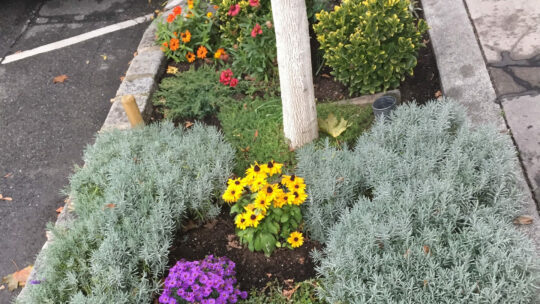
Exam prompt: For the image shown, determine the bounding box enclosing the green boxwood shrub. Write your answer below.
[297,101,538,303]
[314,0,428,95]
[20,122,234,304]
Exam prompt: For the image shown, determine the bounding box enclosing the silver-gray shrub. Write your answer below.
[19,122,234,304]
[298,100,538,303]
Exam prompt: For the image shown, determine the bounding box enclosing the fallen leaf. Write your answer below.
[56,206,63,213]
[318,113,351,138]
[86,60,90,64]
[253,129,258,140]
[182,220,198,232]
[513,215,533,225]
[423,245,431,255]
[423,280,428,287]
[105,203,116,209]
[53,74,68,83]
[282,283,301,300]
[203,219,218,229]
[404,249,411,258]
[184,121,194,128]
[14,50,22,54]
[243,103,248,110]
[265,273,272,278]
[298,257,305,265]
[133,51,138,57]
[166,66,178,74]
[3,172,13,178]
[226,234,242,250]
[101,54,107,60]
[0,285,4,291]
[0,194,13,201]
[2,265,33,291]
[434,90,442,98]
[423,39,430,44]
[321,73,331,78]
[240,146,250,153]
[119,76,125,82]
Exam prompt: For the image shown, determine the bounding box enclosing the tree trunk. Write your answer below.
[270,0,318,149]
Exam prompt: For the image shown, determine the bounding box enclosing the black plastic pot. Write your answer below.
[372,95,397,120]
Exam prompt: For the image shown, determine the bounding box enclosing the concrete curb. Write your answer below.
[422,0,540,256]
[16,12,168,302]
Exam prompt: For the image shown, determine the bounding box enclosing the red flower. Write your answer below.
[251,23,263,37]
[227,4,241,16]
[172,6,182,15]
[220,69,234,85]
[167,13,176,23]
[229,78,238,87]
[249,0,259,7]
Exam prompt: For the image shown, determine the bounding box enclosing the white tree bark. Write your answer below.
[270,0,318,149]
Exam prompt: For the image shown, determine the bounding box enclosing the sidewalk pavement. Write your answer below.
[422,0,540,253]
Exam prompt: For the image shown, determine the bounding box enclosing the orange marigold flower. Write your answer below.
[187,0,194,9]
[162,42,168,48]
[196,46,208,59]
[213,5,219,10]
[172,6,182,15]
[186,52,196,63]
[173,32,178,37]
[166,13,175,23]
[180,30,191,43]
[169,38,180,51]
[214,48,223,59]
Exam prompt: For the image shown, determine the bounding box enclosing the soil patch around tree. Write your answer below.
[166,210,322,291]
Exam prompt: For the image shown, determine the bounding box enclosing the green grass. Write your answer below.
[240,280,326,304]
[218,97,374,175]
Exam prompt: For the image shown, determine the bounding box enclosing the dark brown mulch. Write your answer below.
[166,210,322,291]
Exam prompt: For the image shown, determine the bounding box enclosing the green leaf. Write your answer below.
[281,213,290,223]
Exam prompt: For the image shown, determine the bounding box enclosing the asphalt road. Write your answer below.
[0,1,160,302]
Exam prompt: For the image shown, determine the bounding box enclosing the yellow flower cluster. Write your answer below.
[222,161,308,230]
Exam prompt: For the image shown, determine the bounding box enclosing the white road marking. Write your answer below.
[1,14,153,65]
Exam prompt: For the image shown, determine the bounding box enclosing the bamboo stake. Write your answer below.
[121,95,144,127]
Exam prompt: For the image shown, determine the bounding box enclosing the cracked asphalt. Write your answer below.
[0,1,160,302]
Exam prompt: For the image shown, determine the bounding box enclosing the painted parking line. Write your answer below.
[1,14,153,65]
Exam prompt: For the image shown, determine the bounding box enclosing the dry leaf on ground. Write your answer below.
[318,113,351,138]
[56,206,63,213]
[166,66,178,74]
[203,219,218,229]
[53,74,68,83]
[184,121,194,128]
[3,172,13,178]
[2,265,33,291]
[434,90,442,98]
[0,194,13,201]
[513,215,533,225]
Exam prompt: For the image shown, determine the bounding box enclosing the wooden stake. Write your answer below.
[121,95,144,127]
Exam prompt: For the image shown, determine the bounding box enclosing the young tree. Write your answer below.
[270,0,318,149]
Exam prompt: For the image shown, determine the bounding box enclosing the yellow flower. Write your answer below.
[180,30,191,43]
[207,12,213,18]
[287,180,306,193]
[214,48,225,59]
[250,176,268,192]
[281,175,304,189]
[287,231,304,248]
[245,210,264,228]
[227,178,246,190]
[235,213,248,230]
[273,192,290,208]
[290,189,307,205]
[245,162,266,182]
[253,194,271,210]
[222,186,242,203]
[187,0,194,9]
[261,160,283,176]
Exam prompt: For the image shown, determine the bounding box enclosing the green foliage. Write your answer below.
[219,97,374,175]
[212,0,277,81]
[153,65,235,120]
[240,280,326,303]
[218,97,294,175]
[20,123,234,304]
[297,100,539,303]
[156,0,220,62]
[314,0,428,95]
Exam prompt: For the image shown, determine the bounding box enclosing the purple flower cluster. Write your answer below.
[159,255,248,304]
